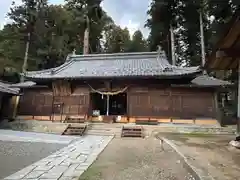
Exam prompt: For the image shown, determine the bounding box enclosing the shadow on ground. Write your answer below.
[80,137,195,180]
[157,133,240,180]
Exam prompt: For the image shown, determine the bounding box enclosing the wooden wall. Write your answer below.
[18,88,53,116]
[52,86,89,116]
[18,81,216,121]
[0,93,16,119]
[128,86,216,119]
[18,86,90,117]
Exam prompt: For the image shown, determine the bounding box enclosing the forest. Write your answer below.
[0,0,239,82]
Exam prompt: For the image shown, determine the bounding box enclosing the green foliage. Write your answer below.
[3,0,238,79]
[129,30,148,52]
[103,25,131,53]
[0,0,148,76]
[146,0,239,66]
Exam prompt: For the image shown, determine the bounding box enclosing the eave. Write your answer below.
[24,72,202,82]
[205,10,240,70]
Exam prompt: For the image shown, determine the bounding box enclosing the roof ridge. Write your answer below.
[71,51,158,57]
[25,59,74,75]
[52,60,75,74]
[68,51,159,61]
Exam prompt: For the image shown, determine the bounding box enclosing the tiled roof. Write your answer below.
[191,75,232,86]
[0,82,20,95]
[8,81,36,88]
[24,51,201,79]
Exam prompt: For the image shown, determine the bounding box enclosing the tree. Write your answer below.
[181,0,202,66]
[146,0,239,66]
[0,24,26,70]
[103,25,131,53]
[36,5,74,69]
[0,0,165,77]
[146,0,182,64]
[129,30,148,52]
[4,0,49,70]
[65,0,105,53]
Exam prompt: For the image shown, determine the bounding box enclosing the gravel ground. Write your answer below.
[80,137,195,180]
[161,133,240,180]
[0,141,64,179]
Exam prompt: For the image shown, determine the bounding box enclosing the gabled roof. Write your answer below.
[0,81,20,95]
[8,81,36,88]
[23,51,201,80]
[191,75,232,87]
[205,9,240,69]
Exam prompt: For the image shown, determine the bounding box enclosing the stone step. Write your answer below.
[121,133,144,138]
[87,129,120,135]
[86,131,117,136]
[62,124,87,136]
[63,132,83,136]
[135,120,159,125]
[121,126,144,138]
[88,123,123,128]
[64,119,85,123]
[87,128,120,133]
[66,129,84,133]
[67,126,86,129]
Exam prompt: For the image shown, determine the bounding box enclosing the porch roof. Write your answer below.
[8,81,36,88]
[23,51,201,80]
[191,75,232,87]
[0,81,20,95]
[205,9,240,70]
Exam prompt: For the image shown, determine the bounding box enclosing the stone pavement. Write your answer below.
[4,135,113,180]
[0,130,79,144]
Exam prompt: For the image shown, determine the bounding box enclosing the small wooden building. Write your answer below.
[205,10,240,131]
[0,81,20,120]
[18,50,227,125]
[205,10,240,70]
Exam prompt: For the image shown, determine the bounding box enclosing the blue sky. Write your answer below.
[0,0,150,37]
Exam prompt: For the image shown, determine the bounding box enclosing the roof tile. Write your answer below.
[24,51,201,79]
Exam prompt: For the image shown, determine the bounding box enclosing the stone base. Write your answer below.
[229,140,240,149]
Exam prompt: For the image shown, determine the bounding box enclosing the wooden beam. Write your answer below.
[228,58,239,69]
[220,17,240,49]
[216,48,240,58]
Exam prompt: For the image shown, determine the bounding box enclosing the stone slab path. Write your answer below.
[4,135,113,180]
[0,130,79,144]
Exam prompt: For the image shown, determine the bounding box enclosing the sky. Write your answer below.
[0,0,150,37]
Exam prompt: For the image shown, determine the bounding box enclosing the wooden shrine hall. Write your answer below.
[17,48,230,125]
[205,9,240,131]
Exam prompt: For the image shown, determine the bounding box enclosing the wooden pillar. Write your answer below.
[214,91,221,125]
[127,89,130,122]
[83,16,90,55]
[199,10,206,67]
[106,95,109,116]
[170,24,175,65]
[237,63,240,133]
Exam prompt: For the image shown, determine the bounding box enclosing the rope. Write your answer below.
[87,83,128,95]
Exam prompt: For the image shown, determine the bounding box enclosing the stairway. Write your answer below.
[62,124,87,136]
[64,115,86,123]
[121,125,144,138]
[86,123,122,137]
[135,118,159,125]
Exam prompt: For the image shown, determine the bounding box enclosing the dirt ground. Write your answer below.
[79,137,196,180]
[160,133,240,180]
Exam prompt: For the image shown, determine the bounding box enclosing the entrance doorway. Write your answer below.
[90,93,127,116]
[109,93,127,115]
[91,93,107,115]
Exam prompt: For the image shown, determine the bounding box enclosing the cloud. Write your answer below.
[0,1,13,29]
[0,0,23,29]
[101,0,150,37]
[0,0,62,29]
